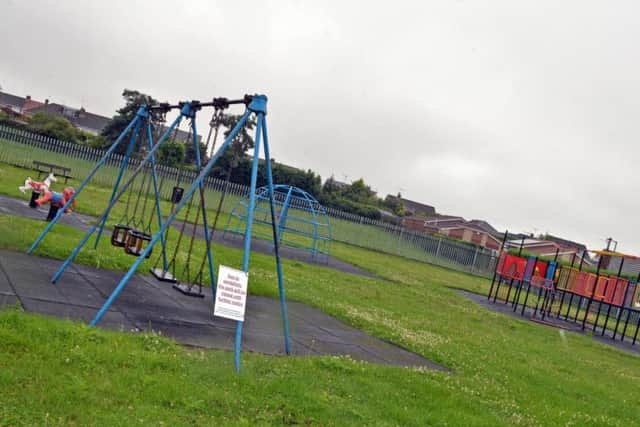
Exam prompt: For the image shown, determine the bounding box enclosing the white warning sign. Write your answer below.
[213,265,249,322]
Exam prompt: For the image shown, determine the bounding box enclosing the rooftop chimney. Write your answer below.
[44,99,49,105]
[26,95,31,100]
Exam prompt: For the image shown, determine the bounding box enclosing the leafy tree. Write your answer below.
[343,178,377,204]
[209,114,256,180]
[101,89,159,154]
[383,193,405,216]
[184,140,208,166]
[27,112,81,143]
[157,140,185,167]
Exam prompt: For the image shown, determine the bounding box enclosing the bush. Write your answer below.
[158,140,185,167]
[27,112,81,143]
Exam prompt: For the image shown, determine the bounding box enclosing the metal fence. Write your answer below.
[0,124,498,277]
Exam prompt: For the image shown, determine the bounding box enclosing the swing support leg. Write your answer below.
[146,120,169,271]
[90,105,251,324]
[27,109,144,255]
[233,96,291,372]
[189,117,216,295]
[94,108,146,249]
[50,112,185,284]
[262,114,291,356]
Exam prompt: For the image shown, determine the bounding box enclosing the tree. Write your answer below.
[27,112,81,143]
[343,178,377,204]
[209,114,256,180]
[184,140,208,166]
[384,193,405,216]
[101,89,159,154]
[157,140,185,167]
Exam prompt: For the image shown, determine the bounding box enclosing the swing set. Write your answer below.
[27,94,291,371]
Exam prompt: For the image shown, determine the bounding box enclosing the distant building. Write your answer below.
[402,214,503,251]
[504,238,593,264]
[387,195,435,216]
[0,90,197,141]
[466,219,501,238]
[324,176,349,190]
[423,215,466,228]
[440,225,502,250]
[0,92,42,116]
[598,253,640,276]
[26,102,110,135]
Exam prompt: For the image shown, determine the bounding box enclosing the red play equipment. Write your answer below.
[36,187,77,221]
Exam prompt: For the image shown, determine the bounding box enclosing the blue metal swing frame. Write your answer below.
[26,94,290,372]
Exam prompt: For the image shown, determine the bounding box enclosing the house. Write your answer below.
[402,216,440,233]
[387,195,435,216]
[26,102,110,135]
[0,92,42,117]
[423,215,466,229]
[440,225,502,250]
[1,90,198,142]
[504,238,592,264]
[597,252,640,276]
[467,219,501,238]
[402,214,503,251]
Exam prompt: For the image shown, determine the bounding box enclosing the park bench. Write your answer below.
[33,160,72,183]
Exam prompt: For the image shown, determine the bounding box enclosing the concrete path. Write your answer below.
[0,194,95,231]
[0,249,445,370]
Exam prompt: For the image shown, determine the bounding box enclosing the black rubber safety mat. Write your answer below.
[0,249,445,370]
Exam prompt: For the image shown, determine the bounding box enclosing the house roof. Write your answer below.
[27,103,111,133]
[22,98,44,111]
[441,225,501,239]
[544,234,587,252]
[506,238,558,247]
[423,216,466,227]
[467,219,499,236]
[0,92,26,111]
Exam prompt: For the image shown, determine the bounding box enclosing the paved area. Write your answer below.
[0,194,376,279]
[0,194,95,231]
[175,221,377,279]
[0,249,444,370]
[460,289,640,356]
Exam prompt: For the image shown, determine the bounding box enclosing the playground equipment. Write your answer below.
[26,94,291,371]
[488,233,640,346]
[224,185,332,263]
[35,187,77,221]
[19,173,57,208]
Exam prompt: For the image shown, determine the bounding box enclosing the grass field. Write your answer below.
[1,210,639,425]
[0,140,494,275]
[1,155,640,425]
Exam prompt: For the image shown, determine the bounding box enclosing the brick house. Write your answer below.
[440,225,502,250]
[26,102,110,135]
[402,214,503,251]
[504,238,592,264]
[386,195,436,216]
[1,90,198,142]
[0,92,43,117]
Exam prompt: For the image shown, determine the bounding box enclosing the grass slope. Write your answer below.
[0,213,639,425]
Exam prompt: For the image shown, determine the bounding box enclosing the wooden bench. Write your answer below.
[33,160,72,183]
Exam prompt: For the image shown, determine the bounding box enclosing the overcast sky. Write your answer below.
[1,0,639,253]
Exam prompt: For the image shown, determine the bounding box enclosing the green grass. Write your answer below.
[0,143,493,276]
[1,157,640,425]
[1,213,640,425]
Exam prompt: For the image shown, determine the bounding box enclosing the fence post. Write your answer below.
[470,246,479,272]
[435,237,442,260]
